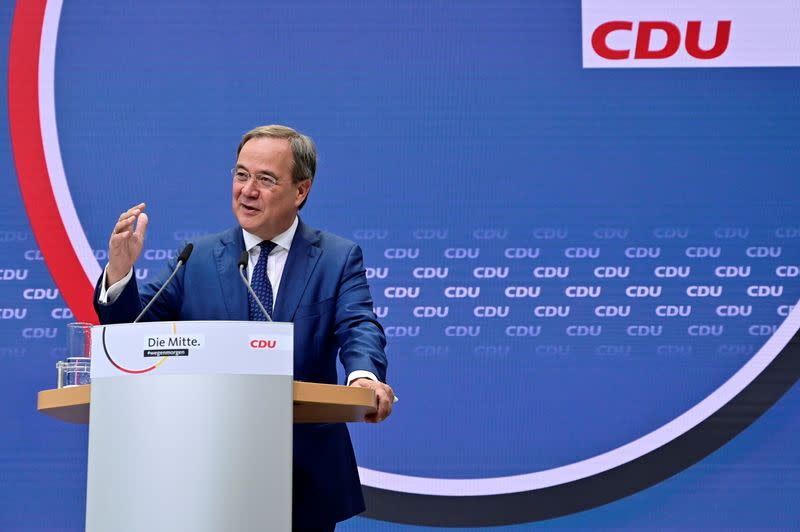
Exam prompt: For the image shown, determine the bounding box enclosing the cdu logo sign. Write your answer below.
[590,20,731,61]
[248,338,277,349]
[582,0,800,68]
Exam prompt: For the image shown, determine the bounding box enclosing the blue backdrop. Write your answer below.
[1,1,799,529]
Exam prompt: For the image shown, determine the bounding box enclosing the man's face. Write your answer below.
[232,137,311,240]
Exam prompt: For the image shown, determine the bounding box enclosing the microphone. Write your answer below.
[133,243,194,323]
[238,250,272,321]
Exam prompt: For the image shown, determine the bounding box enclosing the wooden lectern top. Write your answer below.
[37,381,376,424]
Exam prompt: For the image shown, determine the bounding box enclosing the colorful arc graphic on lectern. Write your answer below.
[100,323,174,375]
[8,0,800,525]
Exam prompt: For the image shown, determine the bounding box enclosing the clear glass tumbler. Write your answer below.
[66,322,93,358]
[57,322,93,387]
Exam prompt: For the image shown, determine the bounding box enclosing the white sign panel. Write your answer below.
[582,0,800,68]
[90,321,294,378]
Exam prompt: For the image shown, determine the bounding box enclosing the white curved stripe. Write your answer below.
[360,301,800,495]
[40,0,102,282]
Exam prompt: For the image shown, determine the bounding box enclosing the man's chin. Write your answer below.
[235,213,260,232]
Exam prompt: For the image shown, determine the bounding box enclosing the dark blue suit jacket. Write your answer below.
[93,219,387,527]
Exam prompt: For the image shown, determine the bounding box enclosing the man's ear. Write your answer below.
[295,179,312,207]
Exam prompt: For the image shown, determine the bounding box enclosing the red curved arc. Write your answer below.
[101,327,158,374]
[8,0,98,324]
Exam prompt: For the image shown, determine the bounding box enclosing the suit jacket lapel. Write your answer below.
[215,227,249,320]
[273,219,322,322]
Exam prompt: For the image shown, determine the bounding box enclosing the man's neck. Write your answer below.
[242,216,299,251]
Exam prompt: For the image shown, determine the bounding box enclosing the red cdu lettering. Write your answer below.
[685,20,731,60]
[250,339,276,349]
[592,20,732,61]
[592,21,633,60]
[635,21,681,59]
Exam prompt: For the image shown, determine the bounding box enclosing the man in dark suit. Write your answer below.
[94,125,394,531]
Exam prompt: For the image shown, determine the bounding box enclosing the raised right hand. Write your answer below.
[106,203,149,286]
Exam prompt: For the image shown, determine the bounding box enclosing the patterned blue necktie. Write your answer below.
[248,240,278,321]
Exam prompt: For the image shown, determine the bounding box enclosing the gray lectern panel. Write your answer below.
[86,374,292,532]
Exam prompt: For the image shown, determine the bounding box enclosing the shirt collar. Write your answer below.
[242,216,298,253]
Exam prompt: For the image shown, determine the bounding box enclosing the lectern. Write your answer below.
[37,321,376,532]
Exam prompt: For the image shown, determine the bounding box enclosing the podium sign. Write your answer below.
[86,321,294,532]
[90,320,294,377]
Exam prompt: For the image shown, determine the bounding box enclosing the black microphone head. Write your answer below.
[238,250,249,270]
[177,243,194,264]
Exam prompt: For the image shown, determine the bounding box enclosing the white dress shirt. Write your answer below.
[98,216,376,385]
[241,215,297,305]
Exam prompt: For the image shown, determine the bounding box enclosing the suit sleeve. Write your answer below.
[333,244,388,382]
[93,257,185,324]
